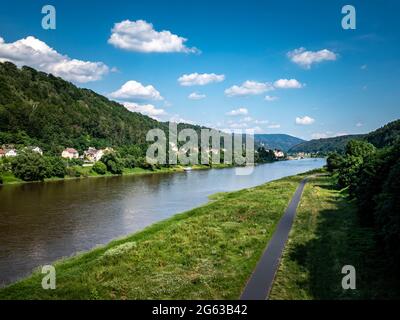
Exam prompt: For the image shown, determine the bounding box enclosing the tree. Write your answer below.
[11,151,47,181]
[326,152,344,172]
[44,156,66,178]
[92,161,107,175]
[100,153,123,174]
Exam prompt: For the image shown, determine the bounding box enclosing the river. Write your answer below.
[0,158,325,286]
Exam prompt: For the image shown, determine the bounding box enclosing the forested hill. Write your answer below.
[254,134,305,152]
[0,62,202,154]
[288,119,400,153]
[288,134,365,153]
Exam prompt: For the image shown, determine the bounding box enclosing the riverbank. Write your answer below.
[0,171,310,299]
[269,174,400,299]
[0,163,234,186]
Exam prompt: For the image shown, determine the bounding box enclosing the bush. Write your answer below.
[100,153,123,174]
[44,156,66,178]
[11,151,47,181]
[92,161,107,175]
[326,153,344,172]
[0,175,3,185]
[66,166,81,178]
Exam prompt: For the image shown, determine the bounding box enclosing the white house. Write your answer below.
[61,148,79,159]
[84,147,104,162]
[5,149,17,157]
[273,149,285,158]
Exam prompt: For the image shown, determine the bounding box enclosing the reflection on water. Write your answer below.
[0,158,325,286]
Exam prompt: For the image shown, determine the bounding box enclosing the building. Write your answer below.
[0,149,5,158]
[5,149,17,157]
[273,149,285,158]
[84,147,104,162]
[61,148,79,159]
[24,146,43,155]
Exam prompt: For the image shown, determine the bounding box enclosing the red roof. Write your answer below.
[64,148,78,153]
[0,149,5,155]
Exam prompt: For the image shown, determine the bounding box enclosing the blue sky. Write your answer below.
[0,0,399,140]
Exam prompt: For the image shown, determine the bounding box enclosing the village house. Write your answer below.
[0,149,5,158]
[273,149,285,159]
[61,148,79,159]
[83,147,104,162]
[24,146,43,155]
[4,149,18,157]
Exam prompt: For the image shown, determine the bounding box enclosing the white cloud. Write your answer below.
[296,116,315,125]
[254,119,269,124]
[188,92,206,100]
[287,47,337,69]
[226,108,248,116]
[225,80,274,97]
[0,36,109,83]
[268,124,281,129]
[178,73,225,86]
[229,122,248,129]
[273,79,303,89]
[123,102,166,119]
[265,95,279,101]
[356,122,363,127]
[108,20,198,53]
[169,114,195,125]
[240,116,253,123]
[311,132,329,139]
[110,80,163,101]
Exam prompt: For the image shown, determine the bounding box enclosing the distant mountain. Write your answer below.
[288,119,400,153]
[254,134,305,152]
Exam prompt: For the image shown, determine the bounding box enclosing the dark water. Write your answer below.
[0,158,325,286]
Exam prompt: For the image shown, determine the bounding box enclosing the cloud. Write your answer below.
[108,20,198,53]
[226,108,248,116]
[0,36,109,83]
[123,102,166,119]
[225,80,274,97]
[267,124,281,129]
[273,79,303,89]
[240,116,253,122]
[188,92,206,100]
[265,95,279,102]
[311,132,329,139]
[178,73,225,86]
[110,80,163,101]
[296,116,315,125]
[356,122,363,127]
[169,114,195,125]
[254,119,269,124]
[287,47,337,69]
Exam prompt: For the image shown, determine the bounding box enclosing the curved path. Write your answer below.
[240,177,309,300]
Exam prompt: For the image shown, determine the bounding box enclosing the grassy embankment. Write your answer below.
[0,173,305,299]
[269,174,398,299]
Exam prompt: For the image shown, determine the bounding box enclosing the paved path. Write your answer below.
[240,177,309,300]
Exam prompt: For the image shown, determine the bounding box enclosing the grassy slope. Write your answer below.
[269,174,398,299]
[0,174,305,299]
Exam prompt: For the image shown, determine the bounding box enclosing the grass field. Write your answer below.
[0,173,305,299]
[269,174,398,299]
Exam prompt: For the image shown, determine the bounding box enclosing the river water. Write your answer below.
[0,158,325,286]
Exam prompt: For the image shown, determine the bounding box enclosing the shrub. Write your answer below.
[11,151,47,181]
[100,153,123,174]
[92,161,107,175]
